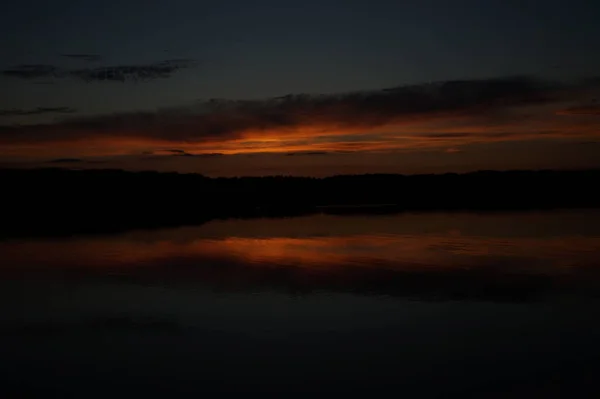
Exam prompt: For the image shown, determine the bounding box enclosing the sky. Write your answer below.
[2,0,600,176]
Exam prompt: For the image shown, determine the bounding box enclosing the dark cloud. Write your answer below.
[140,149,188,156]
[47,158,83,163]
[142,149,225,158]
[60,53,102,62]
[0,107,77,117]
[421,131,549,140]
[69,59,196,82]
[46,158,106,164]
[1,64,61,79]
[557,105,600,115]
[173,151,196,157]
[194,153,224,158]
[286,151,330,156]
[2,59,196,82]
[0,76,590,146]
[424,133,473,139]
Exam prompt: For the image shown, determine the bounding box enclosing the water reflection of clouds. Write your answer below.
[194,235,600,273]
[2,230,600,274]
[2,212,600,301]
[3,215,600,397]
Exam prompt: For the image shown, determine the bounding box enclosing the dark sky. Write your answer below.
[2,0,600,176]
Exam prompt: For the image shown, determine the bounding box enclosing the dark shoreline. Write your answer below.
[2,167,600,239]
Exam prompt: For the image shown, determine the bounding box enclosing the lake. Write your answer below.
[2,209,600,397]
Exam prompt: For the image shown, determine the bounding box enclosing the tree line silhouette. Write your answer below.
[2,167,600,238]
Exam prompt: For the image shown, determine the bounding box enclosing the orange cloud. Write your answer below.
[1,75,599,160]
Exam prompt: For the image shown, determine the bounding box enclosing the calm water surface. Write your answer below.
[2,210,600,396]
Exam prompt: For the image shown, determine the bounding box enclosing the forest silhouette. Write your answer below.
[2,167,600,238]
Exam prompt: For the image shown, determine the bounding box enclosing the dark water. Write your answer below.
[2,210,600,397]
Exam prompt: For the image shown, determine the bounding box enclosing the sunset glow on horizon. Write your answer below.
[2,90,600,176]
[2,2,600,175]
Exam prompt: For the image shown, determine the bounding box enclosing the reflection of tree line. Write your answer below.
[15,252,600,303]
[2,168,600,238]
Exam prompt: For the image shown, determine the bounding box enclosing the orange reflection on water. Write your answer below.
[192,235,600,273]
[2,232,600,275]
